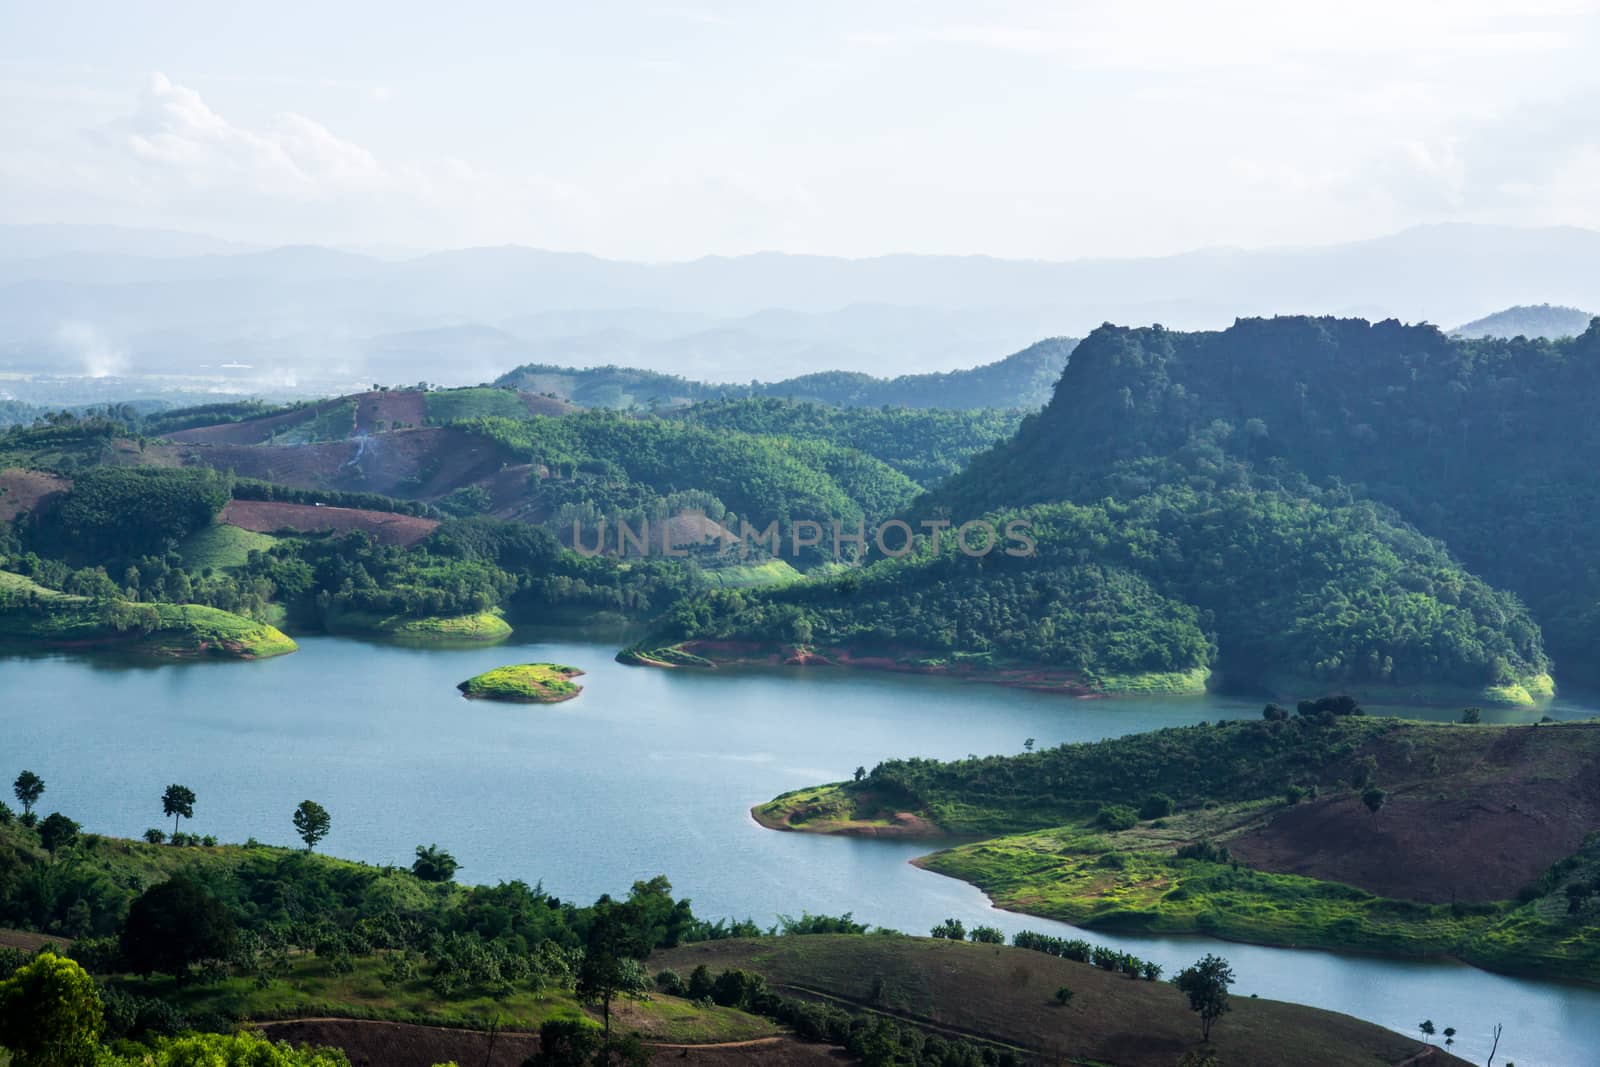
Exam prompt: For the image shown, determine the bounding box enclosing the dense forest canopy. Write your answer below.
[651,317,1581,699]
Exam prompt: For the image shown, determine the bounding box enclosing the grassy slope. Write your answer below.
[457,663,584,703]
[178,523,279,571]
[0,570,297,658]
[655,936,1463,1067]
[113,955,775,1042]
[423,388,531,423]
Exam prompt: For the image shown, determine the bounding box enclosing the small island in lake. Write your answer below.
[456,663,585,703]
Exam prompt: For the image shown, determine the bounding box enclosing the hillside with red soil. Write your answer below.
[0,468,69,520]
[220,500,439,546]
[180,427,510,498]
[1228,722,1600,902]
[166,406,323,445]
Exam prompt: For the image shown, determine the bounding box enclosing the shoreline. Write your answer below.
[620,639,1209,697]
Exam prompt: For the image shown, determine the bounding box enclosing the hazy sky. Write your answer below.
[2,0,1598,259]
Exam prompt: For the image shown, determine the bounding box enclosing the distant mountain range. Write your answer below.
[1451,303,1597,340]
[1,222,1597,388]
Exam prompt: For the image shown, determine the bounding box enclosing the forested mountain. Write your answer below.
[493,338,1075,412]
[1451,304,1596,340]
[938,316,1600,684]
[652,316,1595,703]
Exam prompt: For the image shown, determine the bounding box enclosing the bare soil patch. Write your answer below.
[0,927,72,952]
[0,468,69,520]
[355,390,426,434]
[221,500,439,547]
[183,427,510,499]
[256,1020,840,1067]
[1228,722,1600,902]
[521,393,578,416]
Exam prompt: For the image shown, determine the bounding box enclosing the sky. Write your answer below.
[1,0,1598,260]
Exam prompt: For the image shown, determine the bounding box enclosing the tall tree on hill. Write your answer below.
[292,800,331,852]
[1172,954,1234,1041]
[162,783,196,840]
[576,896,650,1055]
[12,770,43,816]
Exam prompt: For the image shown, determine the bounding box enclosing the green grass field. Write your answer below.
[920,809,1491,957]
[178,523,279,571]
[424,388,531,423]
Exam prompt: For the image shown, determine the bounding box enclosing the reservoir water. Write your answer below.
[3,634,1597,1065]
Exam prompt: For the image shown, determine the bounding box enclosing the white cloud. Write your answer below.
[99,73,390,201]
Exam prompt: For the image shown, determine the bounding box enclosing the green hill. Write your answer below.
[941,315,1599,687]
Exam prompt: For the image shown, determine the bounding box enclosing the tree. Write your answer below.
[412,844,460,883]
[12,770,43,816]
[576,898,650,1053]
[293,800,331,851]
[1443,1026,1456,1048]
[930,918,966,940]
[120,876,238,978]
[524,1018,601,1066]
[1419,1019,1436,1043]
[1024,737,1036,753]
[1361,786,1387,816]
[38,812,79,854]
[1140,793,1175,819]
[0,950,103,1067]
[1460,707,1482,724]
[1172,954,1234,1041]
[162,784,196,839]
[853,765,867,783]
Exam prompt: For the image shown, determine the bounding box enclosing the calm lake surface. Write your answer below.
[4,635,1598,1065]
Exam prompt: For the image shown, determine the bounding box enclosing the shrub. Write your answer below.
[654,969,686,996]
[1096,804,1138,831]
[930,918,966,940]
[143,828,166,844]
[968,925,1005,944]
[1053,986,1074,1006]
[686,964,714,1001]
[1140,793,1175,819]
